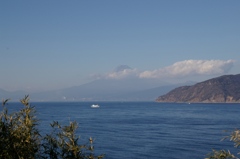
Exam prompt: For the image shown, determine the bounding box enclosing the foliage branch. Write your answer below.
[0,95,104,159]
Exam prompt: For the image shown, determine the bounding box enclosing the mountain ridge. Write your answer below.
[156,74,240,103]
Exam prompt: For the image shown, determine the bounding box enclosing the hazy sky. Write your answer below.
[1,0,239,92]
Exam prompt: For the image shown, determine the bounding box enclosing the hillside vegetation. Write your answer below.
[156,74,240,103]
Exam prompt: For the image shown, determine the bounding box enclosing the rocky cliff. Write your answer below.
[156,74,240,103]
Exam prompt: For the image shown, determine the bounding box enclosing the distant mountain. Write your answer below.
[107,82,195,101]
[30,78,173,101]
[156,74,240,103]
[0,89,29,101]
[0,78,194,102]
[0,64,196,101]
[114,65,132,72]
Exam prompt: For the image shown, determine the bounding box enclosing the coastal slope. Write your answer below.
[156,74,240,103]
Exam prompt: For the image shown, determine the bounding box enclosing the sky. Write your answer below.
[1,0,240,92]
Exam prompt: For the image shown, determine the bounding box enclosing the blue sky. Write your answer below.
[1,0,239,92]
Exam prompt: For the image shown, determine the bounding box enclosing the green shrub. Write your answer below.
[0,95,104,159]
[205,130,240,159]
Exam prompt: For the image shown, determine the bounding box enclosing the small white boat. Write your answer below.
[91,104,100,108]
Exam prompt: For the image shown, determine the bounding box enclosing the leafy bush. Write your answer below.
[205,130,240,159]
[0,95,104,159]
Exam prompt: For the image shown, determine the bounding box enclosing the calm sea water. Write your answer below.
[7,102,240,159]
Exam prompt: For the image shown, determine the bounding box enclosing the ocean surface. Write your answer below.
[7,102,240,159]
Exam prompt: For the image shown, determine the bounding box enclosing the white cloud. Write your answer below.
[106,68,138,79]
[91,60,235,81]
[90,65,139,80]
[139,60,235,79]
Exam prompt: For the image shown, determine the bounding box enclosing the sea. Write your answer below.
[6,102,240,159]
